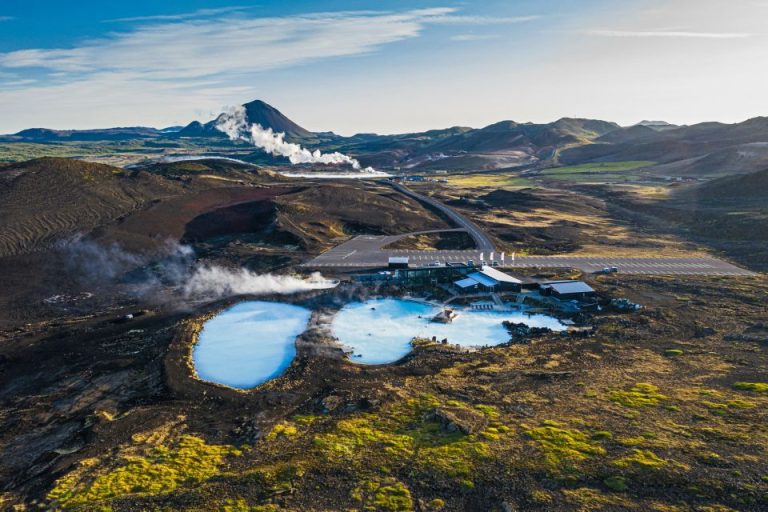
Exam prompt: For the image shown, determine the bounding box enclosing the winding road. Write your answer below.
[301,182,756,277]
[388,182,495,252]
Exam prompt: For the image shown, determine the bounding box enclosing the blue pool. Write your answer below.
[193,301,311,389]
[331,298,565,364]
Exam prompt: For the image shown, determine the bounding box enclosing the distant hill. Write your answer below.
[683,167,768,202]
[426,118,619,153]
[0,158,183,256]
[2,100,768,177]
[7,127,165,142]
[636,120,678,131]
[560,116,768,176]
[178,99,314,140]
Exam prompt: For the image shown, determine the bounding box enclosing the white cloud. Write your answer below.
[0,7,542,131]
[427,14,541,25]
[451,34,501,42]
[0,8,461,80]
[104,6,253,23]
[585,29,751,39]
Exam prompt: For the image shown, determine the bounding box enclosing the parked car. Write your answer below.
[595,266,619,274]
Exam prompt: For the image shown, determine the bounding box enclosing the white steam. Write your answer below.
[58,236,337,302]
[183,266,337,299]
[215,106,378,172]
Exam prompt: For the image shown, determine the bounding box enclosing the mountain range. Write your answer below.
[4,99,768,175]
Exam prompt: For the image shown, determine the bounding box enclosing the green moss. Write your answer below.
[732,382,768,394]
[524,424,607,471]
[613,449,668,470]
[426,498,446,510]
[591,430,613,441]
[604,475,629,492]
[617,436,646,447]
[726,399,757,409]
[530,489,553,504]
[313,417,414,461]
[48,435,241,509]
[266,421,299,441]
[292,414,320,426]
[352,478,413,511]
[458,479,475,490]
[313,395,495,481]
[223,499,282,512]
[607,383,668,408]
[474,404,500,420]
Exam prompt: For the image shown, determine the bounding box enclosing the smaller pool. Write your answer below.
[331,298,565,365]
[193,301,311,389]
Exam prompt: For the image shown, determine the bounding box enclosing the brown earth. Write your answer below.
[1,158,767,511]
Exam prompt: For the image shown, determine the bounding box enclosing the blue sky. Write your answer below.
[0,1,765,133]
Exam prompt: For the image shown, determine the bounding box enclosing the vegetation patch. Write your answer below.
[48,435,241,509]
[604,475,629,492]
[732,382,768,394]
[223,499,284,512]
[542,161,655,175]
[351,478,414,512]
[313,395,496,482]
[266,421,300,440]
[613,449,668,470]
[607,383,668,408]
[523,423,607,471]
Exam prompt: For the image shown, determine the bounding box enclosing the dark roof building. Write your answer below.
[388,256,410,269]
[540,280,596,300]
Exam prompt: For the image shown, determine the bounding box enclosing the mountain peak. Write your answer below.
[178,99,313,140]
[241,99,312,139]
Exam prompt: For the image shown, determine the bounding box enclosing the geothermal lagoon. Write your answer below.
[331,298,566,364]
[193,298,566,388]
[193,301,311,389]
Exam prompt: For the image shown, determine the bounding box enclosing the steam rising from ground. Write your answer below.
[58,236,335,303]
[183,267,335,298]
[216,106,380,173]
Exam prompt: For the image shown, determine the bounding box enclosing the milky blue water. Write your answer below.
[193,301,311,389]
[331,298,565,365]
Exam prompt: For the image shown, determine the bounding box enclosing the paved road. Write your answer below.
[389,182,496,252]
[302,184,756,277]
[301,236,756,276]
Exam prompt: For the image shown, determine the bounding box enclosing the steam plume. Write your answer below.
[216,106,377,172]
[58,236,336,302]
[183,267,335,298]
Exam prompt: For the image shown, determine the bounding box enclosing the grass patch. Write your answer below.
[352,478,413,512]
[732,382,768,394]
[613,449,668,470]
[48,435,241,509]
[664,349,684,357]
[607,383,668,408]
[313,395,496,482]
[542,161,654,175]
[266,421,299,440]
[446,173,532,188]
[604,475,629,492]
[523,423,607,471]
[223,499,281,512]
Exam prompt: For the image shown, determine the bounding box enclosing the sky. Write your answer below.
[0,0,766,134]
